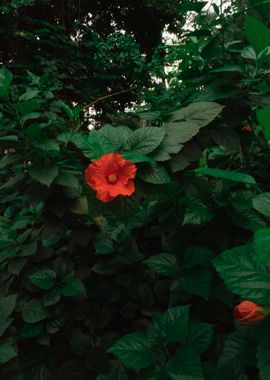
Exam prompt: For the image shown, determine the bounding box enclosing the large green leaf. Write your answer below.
[100,124,132,150]
[214,244,270,304]
[195,168,256,185]
[151,102,222,161]
[139,165,171,184]
[244,16,270,55]
[72,131,114,159]
[29,163,59,187]
[185,322,214,354]
[29,269,57,290]
[121,151,156,164]
[166,346,203,379]
[108,332,153,369]
[21,299,48,323]
[253,228,270,264]
[127,127,166,154]
[144,253,176,276]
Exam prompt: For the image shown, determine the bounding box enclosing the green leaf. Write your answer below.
[127,127,165,154]
[100,124,132,150]
[183,203,215,225]
[60,276,86,297]
[121,151,156,164]
[253,228,270,264]
[0,319,13,337]
[55,171,80,190]
[257,318,270,380]
[169,102,223,128]
[12,99,41,114]
[32,140,60,152]
[43,288,61,307]
[185,246,213,268]
[180,269,212,298]
[29,269,57,290]
[214,244,270,304]
[20,322,43,338]
[139,165,171,184]
[0,67,13,98]
[144,253,176,276]
[152,102,223,161]
[185,322,214,354]
[72,131,114,159]
[241,46,257,60]
[150,306,190,344]
[21,299,48,323]
[244,16,270,55]
[0,339,17,364]
[252,193,270,217]
[29,163,59,187]
[195,168,256,185]
[166,346,203,379]
[108,332,153,369]
[257,105,270,143]
[0,294,17,324]
[19,89,40,101]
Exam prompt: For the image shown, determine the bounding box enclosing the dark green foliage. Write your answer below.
[2,0,270,379]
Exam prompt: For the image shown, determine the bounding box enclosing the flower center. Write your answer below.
[107,174,118,184]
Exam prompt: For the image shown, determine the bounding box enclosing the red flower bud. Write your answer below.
[241,125,252,132]
[234,301,265,323]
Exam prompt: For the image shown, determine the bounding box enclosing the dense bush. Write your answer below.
[2,1,270,379]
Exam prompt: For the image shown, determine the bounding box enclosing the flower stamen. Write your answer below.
[107,174,118,183]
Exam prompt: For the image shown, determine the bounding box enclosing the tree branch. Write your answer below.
[82,89,132,111]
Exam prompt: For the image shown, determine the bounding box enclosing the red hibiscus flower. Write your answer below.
[234,300,265,323]
[84,152,137,202]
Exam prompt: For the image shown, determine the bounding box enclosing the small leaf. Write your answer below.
[20,322,43,338]
[0,339,17,364]
[144,253,176,276]
[21,299,48,323]
[29,269,57,290]
[60,276,86,297]
[108,332,153,369]
[0,294,17,324]
[19,89,40,101]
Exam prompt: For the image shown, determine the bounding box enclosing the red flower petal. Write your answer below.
[84,152,137,202]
